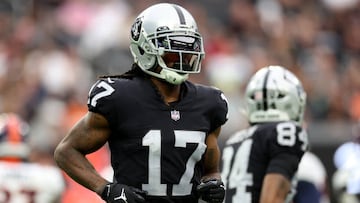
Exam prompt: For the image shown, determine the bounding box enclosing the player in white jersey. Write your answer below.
[294,151,330,203]
[0,113,65,203]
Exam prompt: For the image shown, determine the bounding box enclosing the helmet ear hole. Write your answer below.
[270,103,276,109]
[138,46,145,55]
[143,54,156,69]
[278,93,285,98]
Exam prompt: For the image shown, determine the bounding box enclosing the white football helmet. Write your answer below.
[129,3,205,85]
[245,66,306,124]
[0,113,30,159]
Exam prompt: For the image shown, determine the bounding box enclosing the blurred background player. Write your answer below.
[332,121,360,203]
[0,113,65,203]
[293,151,330,203]
[221,66,308,203]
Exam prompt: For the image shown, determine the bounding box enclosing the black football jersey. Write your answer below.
[221,122,308,203]
[87,77,228,203]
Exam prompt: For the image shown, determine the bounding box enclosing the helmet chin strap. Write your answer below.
[160,68,188,85]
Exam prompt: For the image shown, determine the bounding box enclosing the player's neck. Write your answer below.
[150,77,181,104]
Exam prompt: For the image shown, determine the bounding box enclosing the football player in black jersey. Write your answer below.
[221,66,308,203]
[54,3,228,203]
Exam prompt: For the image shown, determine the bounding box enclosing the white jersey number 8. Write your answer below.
[276,122,308,151]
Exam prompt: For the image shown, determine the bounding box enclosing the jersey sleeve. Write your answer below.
[265,122,307,180]
[87,78,118,125]
[209,88,229,133]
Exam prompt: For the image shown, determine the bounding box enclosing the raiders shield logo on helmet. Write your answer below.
[131,17,142,41]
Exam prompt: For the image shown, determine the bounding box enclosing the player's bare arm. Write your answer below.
[202,126,222,180]
[54,112,110,195]
[196,126,225,203]
[260,173,291,203]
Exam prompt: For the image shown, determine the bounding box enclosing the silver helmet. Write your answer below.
[245,66,307,124]
[129,3,205,85]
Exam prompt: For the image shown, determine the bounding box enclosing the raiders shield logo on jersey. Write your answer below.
[171,110,180,121]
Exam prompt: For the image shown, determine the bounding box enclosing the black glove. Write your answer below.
[100,183,147,203]
[197,179,225,203]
